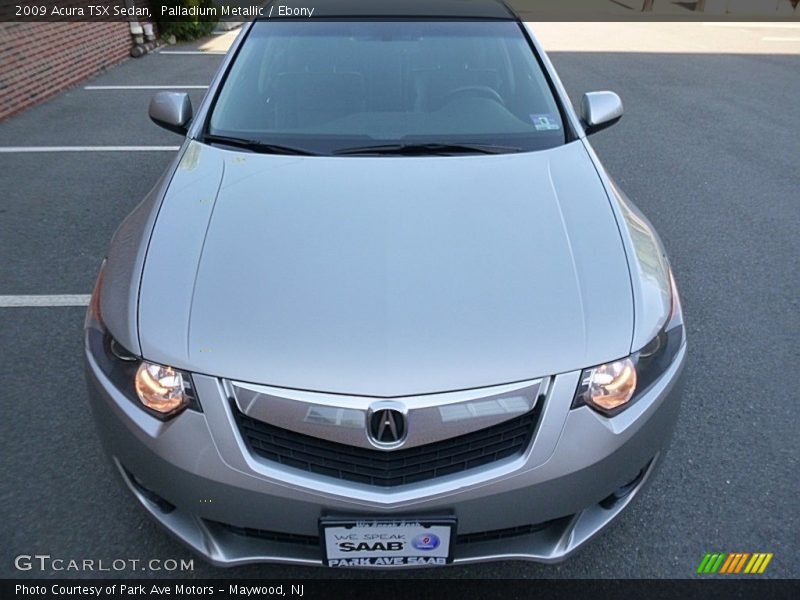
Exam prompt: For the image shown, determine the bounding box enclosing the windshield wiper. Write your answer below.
[333,142,522,156]
[202,134,318,156]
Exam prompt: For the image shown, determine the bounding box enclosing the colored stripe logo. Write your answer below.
[697,552,773,574]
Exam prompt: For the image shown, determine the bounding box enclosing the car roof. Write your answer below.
[260,0,517,20]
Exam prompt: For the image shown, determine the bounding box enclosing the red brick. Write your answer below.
[0,21,132,121]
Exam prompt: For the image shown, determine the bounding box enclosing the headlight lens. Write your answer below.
[573,268,685,416]
[577,357,638,412]
[134,362,191,415]
[86,259,198,420]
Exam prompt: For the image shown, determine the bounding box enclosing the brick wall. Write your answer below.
[0,22,132,121]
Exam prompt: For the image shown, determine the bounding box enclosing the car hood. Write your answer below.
[139,140,633,397]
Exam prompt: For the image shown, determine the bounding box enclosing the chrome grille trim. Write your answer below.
[228,378,545,451]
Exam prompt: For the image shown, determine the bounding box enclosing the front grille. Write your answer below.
[212,521,319,547]
[212,518,564,548]
[455,518,567,545]
[232,400,542,487]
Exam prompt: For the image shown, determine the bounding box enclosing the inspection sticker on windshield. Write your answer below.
[530,113,561,131]
[321,517,455,567]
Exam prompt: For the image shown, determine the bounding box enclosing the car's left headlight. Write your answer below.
[573,269,685,416]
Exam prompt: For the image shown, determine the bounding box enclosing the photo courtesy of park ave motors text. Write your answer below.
[0,0,798,582]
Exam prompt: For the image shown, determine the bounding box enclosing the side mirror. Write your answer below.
[580,91,623,135]
[148,92,192,135]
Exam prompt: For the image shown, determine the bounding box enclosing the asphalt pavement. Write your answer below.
[0,24,797,579]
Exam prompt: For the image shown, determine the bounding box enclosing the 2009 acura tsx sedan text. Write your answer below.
[84,0,687,568]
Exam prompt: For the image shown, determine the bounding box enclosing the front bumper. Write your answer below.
[85,339,686,568]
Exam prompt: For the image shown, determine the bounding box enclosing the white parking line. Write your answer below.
[702,23,800,29]
[158,50,227,55]
[84,85,208,90]
[0,295,90,307]
[762,37,800,42]
[0,146,179,153]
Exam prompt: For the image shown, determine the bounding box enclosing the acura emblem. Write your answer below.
[369,408,406,446]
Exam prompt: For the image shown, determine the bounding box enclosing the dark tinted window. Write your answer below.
[209,20,566,154]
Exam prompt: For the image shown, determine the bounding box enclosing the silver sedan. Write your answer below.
[85,0,687,569]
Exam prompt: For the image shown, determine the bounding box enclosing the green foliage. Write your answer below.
[156,0,218,41]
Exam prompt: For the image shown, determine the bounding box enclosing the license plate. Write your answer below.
[320,516,456,568]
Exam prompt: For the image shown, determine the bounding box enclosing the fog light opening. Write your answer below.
[123,466,176,514]
[599,465,648,509]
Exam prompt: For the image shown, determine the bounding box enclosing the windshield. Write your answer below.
[207,20,567,155]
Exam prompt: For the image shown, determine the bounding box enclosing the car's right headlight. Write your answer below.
[86,260,198,420]
[134,361,193,415]
[573,269,685,416]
